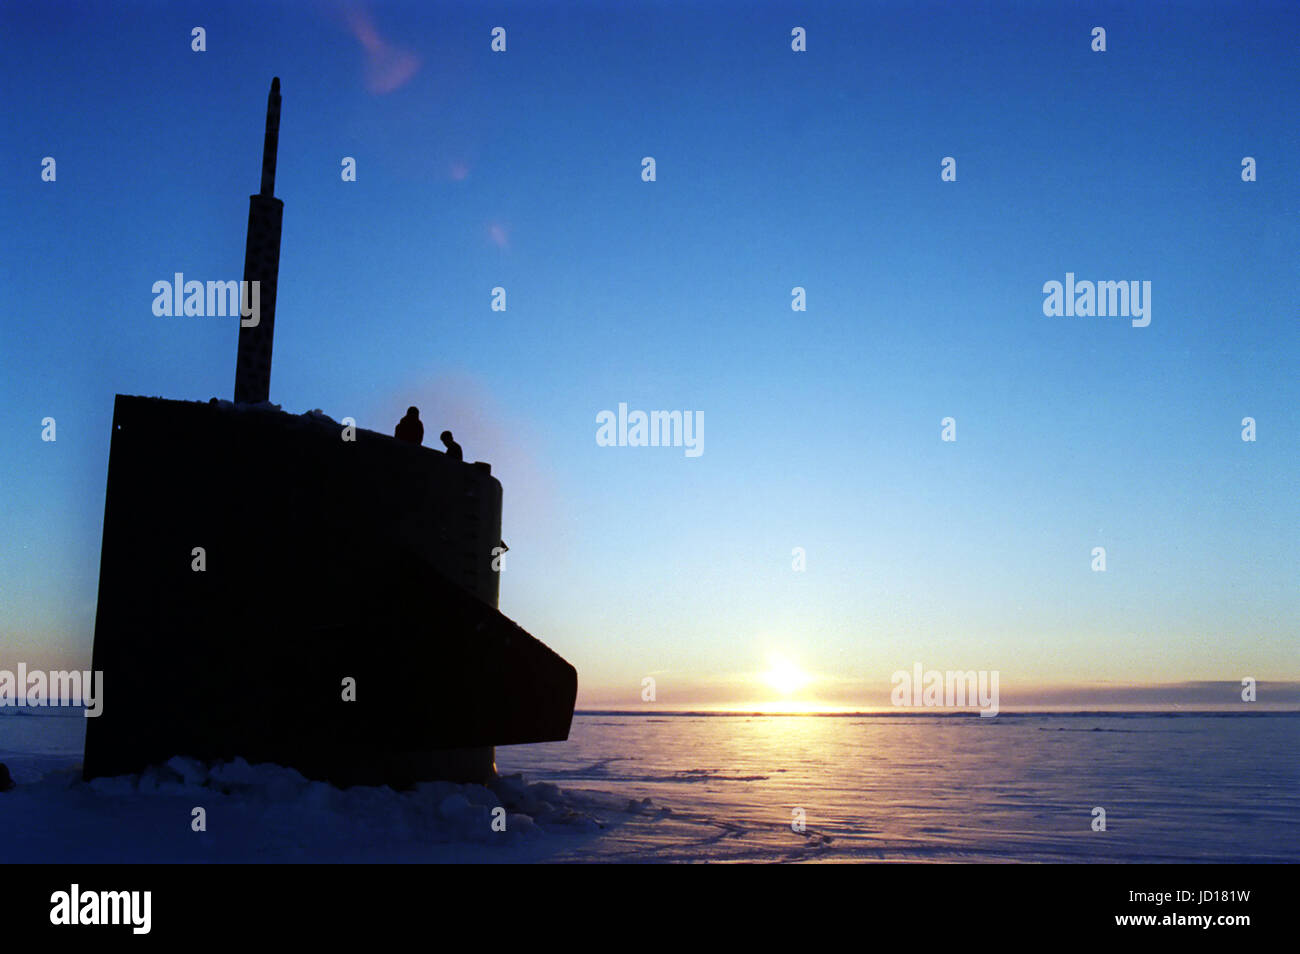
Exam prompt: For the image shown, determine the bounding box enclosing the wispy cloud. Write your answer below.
[344,4,420,94]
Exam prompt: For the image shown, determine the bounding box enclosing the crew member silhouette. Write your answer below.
[395,406,423,445]
[440,430,463,461]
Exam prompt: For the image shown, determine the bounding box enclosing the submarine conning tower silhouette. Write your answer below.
[82,80,577,788]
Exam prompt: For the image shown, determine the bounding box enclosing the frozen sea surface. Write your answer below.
[1,710,1296,862]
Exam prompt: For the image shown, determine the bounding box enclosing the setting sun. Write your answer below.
[761,654,813,695]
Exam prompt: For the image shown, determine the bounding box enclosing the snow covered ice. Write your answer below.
[2,709,1297,863]
[2,753,632,862]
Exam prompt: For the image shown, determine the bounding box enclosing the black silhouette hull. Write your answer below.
[83,395,577,787]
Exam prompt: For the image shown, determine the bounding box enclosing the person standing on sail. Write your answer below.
[395,406,423,445]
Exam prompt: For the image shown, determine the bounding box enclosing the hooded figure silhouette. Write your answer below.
[395,406,423,445]
[440,430,463,461]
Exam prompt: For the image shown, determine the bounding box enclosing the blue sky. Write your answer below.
[2,0,1296,708]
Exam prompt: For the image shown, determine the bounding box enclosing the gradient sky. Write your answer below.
[2,0,1296,710]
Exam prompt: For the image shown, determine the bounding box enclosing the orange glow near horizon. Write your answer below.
[760,654,814,695]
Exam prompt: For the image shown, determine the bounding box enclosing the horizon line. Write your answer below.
[574,707,1300,718]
